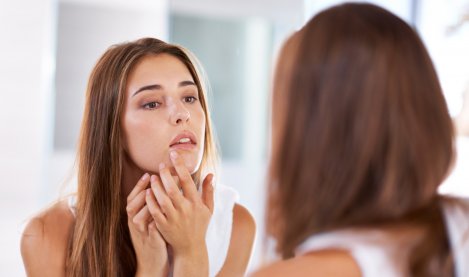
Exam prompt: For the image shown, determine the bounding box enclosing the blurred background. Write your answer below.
[1,0,469,275]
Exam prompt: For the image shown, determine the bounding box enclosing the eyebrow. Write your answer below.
[132,80,197,97]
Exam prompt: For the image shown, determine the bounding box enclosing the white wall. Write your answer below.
[418,0,469,196]
[0,0,56,275]
[417,0,469,116]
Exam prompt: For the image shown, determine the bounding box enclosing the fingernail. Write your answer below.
[151,175,157,182]
[146,188,151,195]
[170,151,178,161]
[159,162,166,170]
[141,173,149,180]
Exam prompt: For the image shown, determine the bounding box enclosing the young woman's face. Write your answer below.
[122,53,206,174]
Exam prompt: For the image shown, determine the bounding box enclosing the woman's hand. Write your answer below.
[126,173,169,277]
[146,151,214,277]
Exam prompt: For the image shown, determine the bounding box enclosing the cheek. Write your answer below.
[124,117,168,172]
[184,106,206,172]
[186,104,206,140]
[122,106,207,174]
[194,107,206,136]
[194,108,206,152]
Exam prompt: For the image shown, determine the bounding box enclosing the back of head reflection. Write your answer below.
[255,3,469,277]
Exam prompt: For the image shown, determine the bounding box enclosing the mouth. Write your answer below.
[169,131,197,150]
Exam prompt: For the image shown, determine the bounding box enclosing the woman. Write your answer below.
[21,38,255,277]
[254,3,469,277]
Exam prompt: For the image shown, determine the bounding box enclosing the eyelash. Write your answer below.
[142,96,198,110]
[184,96,198,103]
[142,101,161,110]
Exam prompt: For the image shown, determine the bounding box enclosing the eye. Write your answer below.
[142,101,161,109]
[184,96,198,103]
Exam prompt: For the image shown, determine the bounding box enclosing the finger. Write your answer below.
[146,188,168,225]
[150,174,176,217]
[157,162,184,204]
[131,205,152,233]
[169,151,198,200]
[126,190,147,218]
[148,221,166,246]
[159,162,186,198]
[148,221,160,238]
[127,173,150,204]
[202,174,215,213]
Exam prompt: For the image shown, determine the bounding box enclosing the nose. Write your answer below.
[170,102,190,125]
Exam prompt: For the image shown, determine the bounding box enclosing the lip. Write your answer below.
[169,130,197,150]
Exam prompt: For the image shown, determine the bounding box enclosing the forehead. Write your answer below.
[127,53,194,87]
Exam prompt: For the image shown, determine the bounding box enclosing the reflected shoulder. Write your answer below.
[21,199,74,277]
[250,250,361,277]
[217,203,256,276]
[232,203,256,236]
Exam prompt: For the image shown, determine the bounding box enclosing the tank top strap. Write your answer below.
[205,183,239,276]
[442,197,469,277]
[68,194,77,217]
[295,230,401,277]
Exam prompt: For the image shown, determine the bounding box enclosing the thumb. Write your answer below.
[202,174,215,213]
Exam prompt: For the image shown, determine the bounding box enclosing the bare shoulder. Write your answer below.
[232,203,256,236]
[251,250,361,277]
[21,199,75,277]
[217,203,256,276]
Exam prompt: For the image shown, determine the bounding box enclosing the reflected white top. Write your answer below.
[295,197,469,277]
[69,183,239,277]
[440,137,469,197]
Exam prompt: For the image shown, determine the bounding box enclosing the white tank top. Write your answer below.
[68,183,239,277]
[295,197,469,277]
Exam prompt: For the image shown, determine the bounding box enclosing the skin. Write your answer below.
[251,250,361,277]
[21,54,256,277]
[121,54,206,192]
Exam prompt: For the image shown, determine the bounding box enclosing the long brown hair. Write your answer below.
[267,3,455,276]
[67,38,218,276]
